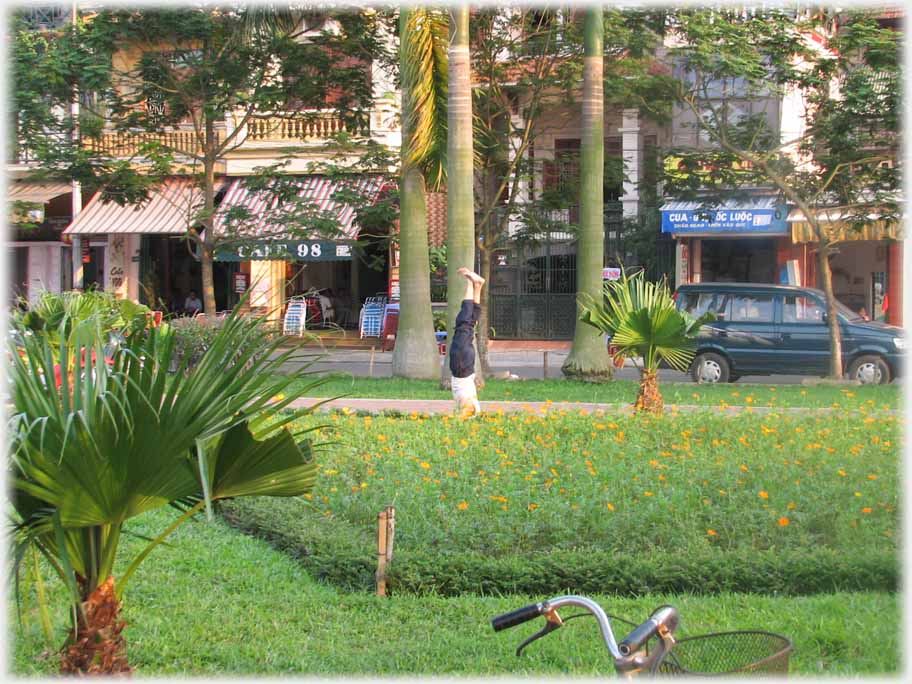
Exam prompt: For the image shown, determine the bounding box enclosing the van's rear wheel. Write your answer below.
[847,355,891,385]
[692,352,730,383]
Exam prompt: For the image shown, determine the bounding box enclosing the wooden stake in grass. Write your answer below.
[376,505,395,596]
[369,347,376,378]
[543,350,549,379]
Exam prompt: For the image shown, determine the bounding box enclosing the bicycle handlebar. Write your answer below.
[618,605,679,656]
[491,602,544,631]
[491,595,679,664]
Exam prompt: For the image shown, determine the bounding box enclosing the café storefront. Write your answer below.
[212,175,388,327]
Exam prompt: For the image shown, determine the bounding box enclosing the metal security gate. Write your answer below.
[490,231,578,340]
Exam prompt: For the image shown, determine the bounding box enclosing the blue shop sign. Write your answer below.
[661,206,787,234]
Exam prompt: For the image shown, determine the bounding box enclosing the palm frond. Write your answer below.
[401,7,448,186]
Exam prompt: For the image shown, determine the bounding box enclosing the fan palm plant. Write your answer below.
[9,304,325,674]
[15,289,152,354]
[577,270,715,414]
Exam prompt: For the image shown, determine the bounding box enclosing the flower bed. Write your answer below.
[223,408,899,595]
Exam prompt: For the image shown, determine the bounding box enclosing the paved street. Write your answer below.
[278,347,810,384]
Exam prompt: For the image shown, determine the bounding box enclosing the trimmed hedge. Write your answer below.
[219,498,896,597]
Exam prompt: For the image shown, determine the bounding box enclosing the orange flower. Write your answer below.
[606,503,615,511]
[528,503,538,511]
[862,507,873,514]
[759,491,769,499]
[457,501,469,510]
[787,502,796,510]
[707,529,717,536]
[778,517,790,526]
[644,491,654,497]
[420,461,431,469]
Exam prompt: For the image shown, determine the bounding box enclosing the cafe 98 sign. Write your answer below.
[215,240,353,261]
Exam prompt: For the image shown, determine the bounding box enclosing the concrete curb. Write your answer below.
[285,396,899,416]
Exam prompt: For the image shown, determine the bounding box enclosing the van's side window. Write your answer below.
[682,293,729,319]
[729,295,774,322]
[782,295,824,323]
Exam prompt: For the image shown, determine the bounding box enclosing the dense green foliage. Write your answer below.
[13,289,151,354]
[222,409,899,595]
[11,508,899,676]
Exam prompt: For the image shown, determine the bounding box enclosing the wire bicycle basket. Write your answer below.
[658,630,793,676]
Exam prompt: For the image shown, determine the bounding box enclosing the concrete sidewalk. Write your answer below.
[286,396,881,416]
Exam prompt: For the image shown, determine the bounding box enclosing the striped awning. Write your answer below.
[63,178,210,235]
[790,220,900,243]
[787,207,901,243]
[213,175,386,240]
[8,181,72,203]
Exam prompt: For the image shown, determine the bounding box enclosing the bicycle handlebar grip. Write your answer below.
[491,602,544,631]
[619,605,679,656]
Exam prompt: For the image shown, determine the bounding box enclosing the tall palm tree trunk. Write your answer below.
[60,576,131,675]
[562,8,612,381]
[393,9,442,379]
[443,5,481,388]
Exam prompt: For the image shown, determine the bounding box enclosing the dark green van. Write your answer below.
[675,283,905,385]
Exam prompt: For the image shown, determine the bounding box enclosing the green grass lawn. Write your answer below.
[223,409,899,596]
[10,507,899,676]
[289,374,902,409]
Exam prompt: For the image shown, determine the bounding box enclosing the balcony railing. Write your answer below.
[244,112,365,142]
[84,129,219,158]
[79,111,367,159]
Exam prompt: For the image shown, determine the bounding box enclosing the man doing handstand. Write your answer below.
[450,267,485,418]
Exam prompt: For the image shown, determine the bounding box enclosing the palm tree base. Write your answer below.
[61,576,131,675]
[634,369,664,414]
[560,360,613,383]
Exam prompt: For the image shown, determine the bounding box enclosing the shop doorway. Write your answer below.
[140,236,232,313]
[284,260,354,328]
[83,245,106,290]
[827,240,888,319]
[700,238,777,283]
[11,247,29,305]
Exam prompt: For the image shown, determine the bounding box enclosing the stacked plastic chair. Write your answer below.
[359,295,387,339]
[283,296,308,336]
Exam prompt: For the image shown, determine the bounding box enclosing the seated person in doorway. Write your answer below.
[184,290,203,316]
[450,267,485,418]
[318,288,335,325]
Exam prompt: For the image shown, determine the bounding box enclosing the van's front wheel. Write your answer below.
[691,352,730,383]
[847,355,891,385]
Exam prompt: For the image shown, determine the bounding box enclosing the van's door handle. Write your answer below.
[717,330,727,338]
[780,333,791,341]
